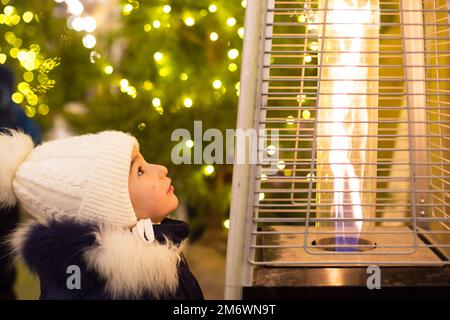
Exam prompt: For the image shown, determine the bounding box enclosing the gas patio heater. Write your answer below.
[225,0,450,299]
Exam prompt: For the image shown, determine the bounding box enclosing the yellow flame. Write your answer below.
[316,0,379,246]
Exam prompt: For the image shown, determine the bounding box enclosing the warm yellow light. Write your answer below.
[241,0,247,8]
[286,115,295,125]
[23,71,33,82]
[82,34,96,48]
[163,5,171,13]
[223,219,230,229]
[277,160,286,170]
[22,11,33,23]
[143,81,153,91]
[180,73,188,81]
[226,17,236,27]
[153,20,161,28]
[184,17,195,26]
[302,109,311,120]
[227,49,239,60]
[0,54,6,64]
[310,41,319,51]
[183,97,193,108]
[210,32,219,41]
[38,104,49,115]
[153,51,163,62]
[267,145,276,156]
[4,5,14,16]
[186,139,194,149]
[120,79,129,89]
[304,54,312,63]
[261,174,268,181]
[203,165,215,176]
[104,65,113,74]
[144,24,152,32]
[237,27,244,39]
[24,106,36,118]
[212,79,222,89]
[11,92,23,104]
[152,97,161,107]
[208,4,217,13]
[259,192,265,201]
[122,4,133,15]
[228,63,238,72]
[298,14,306,23]
[9,48,19,58]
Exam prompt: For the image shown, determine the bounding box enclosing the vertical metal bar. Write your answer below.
[304,0,329,252]
[224,0,269,300]
[400,0,430,230]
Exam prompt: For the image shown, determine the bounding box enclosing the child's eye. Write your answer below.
[138,166,145,177]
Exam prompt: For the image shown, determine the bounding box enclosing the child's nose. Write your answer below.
[158,165,168,177]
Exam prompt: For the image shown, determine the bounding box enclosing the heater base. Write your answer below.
[243,266,450,300]
[256,226,446,266]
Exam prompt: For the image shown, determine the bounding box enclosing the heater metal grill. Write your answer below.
[225,0,450,299]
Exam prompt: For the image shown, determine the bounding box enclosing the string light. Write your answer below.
[286,115,295,125]
[183,97,193,108]
[83,16,97,32]
[11,92,24,104]
[104,65,113,74]
[309,41,319,51]
[203,165,215,176]
[38,104,49,116]
[152,97,161,107]
[23,71,34,82]
[210,32,219,41]
[212,79,222,89]
[228,63,237,72]
[208,4,217,13]
[180,73,188,81]
[304,54,312,63]
[237,27,244,39]
[22,11,33,23]
[184,16,195,26]
[277,160,286,170]
[122,3,133,15]
[153,20,161,28]
[302,110,311,120]
[82,34,96,48]
[144,24,151,32]
[226,17,236,27]
[227,48,239,60]
[153,51,163,62]
[186,139,194,149]
[259,192,265,201]
[241,0,247,8]
[163,5,171,13]
[143,81,153,91]
[0,54,6,64]
[267,145,276,156]
[223,219,230,230]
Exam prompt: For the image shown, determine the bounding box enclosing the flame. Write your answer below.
[325,0,373,250]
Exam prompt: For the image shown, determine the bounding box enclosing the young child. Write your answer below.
[0,129,204,300]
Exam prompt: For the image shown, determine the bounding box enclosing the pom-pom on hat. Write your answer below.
[0,129,139,227]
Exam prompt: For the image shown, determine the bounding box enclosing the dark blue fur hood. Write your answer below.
[10,218,203,300]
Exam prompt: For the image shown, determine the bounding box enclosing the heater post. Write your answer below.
[400,0,430,229]
[224,0,270,300]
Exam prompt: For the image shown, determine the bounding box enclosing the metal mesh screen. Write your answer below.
[249,0,450,266]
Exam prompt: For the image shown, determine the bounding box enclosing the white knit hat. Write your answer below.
[0,129,139,227]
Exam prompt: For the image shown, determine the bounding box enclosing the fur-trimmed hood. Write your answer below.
[9,218,203,300]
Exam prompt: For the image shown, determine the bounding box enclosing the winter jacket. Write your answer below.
[10,217,204,300]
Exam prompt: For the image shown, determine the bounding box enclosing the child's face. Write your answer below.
[128,145,178,223]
